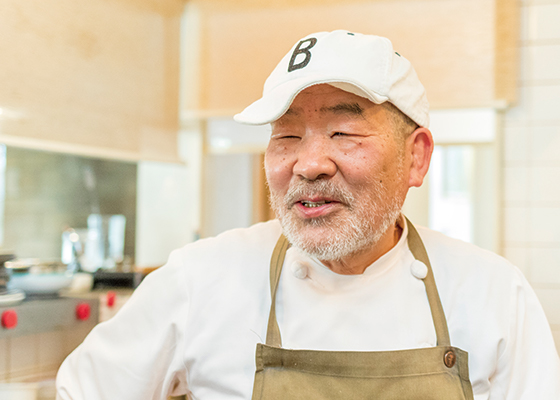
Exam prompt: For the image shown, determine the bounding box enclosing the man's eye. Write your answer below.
[332,132,348,137]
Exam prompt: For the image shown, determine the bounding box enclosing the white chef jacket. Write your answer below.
[56,219,560,399]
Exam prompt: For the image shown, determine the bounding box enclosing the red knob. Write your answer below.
[107,291,116,308]
[76,303,91,321]
[1,309,18,329]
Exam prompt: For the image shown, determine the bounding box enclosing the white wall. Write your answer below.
[202,153,254,238]
[403,108,500,253]
[135,161,192,267]
[135,127,203,267]
[502,0,560,352]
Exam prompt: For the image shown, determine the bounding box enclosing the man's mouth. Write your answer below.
[283,180,355,215]
[300,200,334,208]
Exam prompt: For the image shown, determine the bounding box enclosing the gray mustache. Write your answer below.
[284,180,355,209]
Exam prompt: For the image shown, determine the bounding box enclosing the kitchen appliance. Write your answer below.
[93,270,143,289]
[0,296,99,398]
[62,214,126,273]
[84,214,126,271]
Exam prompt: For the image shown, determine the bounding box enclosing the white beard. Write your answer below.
[269,177,404,262]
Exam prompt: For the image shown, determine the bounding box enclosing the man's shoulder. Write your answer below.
[413,225,530,329]
[185,219,282,254]
[414,224,521,282]
[166,220,283,273]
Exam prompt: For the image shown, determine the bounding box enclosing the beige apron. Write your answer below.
[251,219,474,399]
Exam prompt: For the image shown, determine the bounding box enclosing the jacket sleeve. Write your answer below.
[489,269,560,399]
[56,248,190,400]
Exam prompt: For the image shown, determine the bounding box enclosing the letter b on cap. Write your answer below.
[288,38,317,72]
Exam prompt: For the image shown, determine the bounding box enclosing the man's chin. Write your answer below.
[284,232,367,262]
[279,217,362,261]
[277,207,400,262]
[280,214,337,234]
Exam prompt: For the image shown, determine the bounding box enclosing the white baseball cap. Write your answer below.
[234,30,430,127]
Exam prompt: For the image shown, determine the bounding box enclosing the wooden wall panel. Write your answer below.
[183,0,518,118]
[0,0,183,162]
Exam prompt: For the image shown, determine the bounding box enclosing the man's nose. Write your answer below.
[292,136,337,181]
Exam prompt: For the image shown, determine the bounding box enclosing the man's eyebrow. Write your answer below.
[283,102,364,117]
[284,108,300,116]
[320,102,364,115]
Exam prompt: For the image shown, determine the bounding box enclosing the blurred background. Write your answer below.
[0,0,559,397]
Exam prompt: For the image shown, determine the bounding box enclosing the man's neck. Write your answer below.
[320,221,404,275]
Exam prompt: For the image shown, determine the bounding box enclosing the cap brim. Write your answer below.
[234,76,387,125]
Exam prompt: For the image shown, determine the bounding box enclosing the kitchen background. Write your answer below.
[1,147,137,260]
[0,0,559,397]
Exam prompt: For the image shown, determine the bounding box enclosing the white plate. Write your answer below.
[9,272,74,295]
[0,289,25,306]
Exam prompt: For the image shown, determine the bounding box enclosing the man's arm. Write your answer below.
[490,269,560,399]
[57,249,190,400]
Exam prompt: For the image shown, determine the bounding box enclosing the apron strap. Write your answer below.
[266,218,451,348]
[405,218,451,347]
[266,234,289,347]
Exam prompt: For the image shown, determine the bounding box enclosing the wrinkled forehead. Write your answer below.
[271,83,385,127]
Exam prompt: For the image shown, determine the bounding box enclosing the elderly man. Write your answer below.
[57,31,560,399]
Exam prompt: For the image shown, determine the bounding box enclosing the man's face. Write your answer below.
[265,84,409,261]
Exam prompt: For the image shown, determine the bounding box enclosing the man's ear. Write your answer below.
[406,127,434,188]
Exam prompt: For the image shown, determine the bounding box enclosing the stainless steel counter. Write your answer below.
[0,296,99,339]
